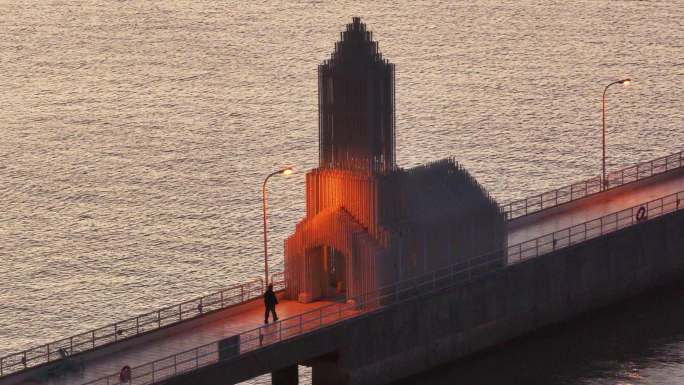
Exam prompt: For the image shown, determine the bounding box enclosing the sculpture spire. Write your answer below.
[318,17,395,173]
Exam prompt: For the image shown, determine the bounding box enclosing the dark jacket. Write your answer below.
[264,289,278,308]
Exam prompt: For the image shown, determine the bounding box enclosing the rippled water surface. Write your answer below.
[1,1,682,384]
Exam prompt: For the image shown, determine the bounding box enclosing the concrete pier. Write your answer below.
[158,208,684,385]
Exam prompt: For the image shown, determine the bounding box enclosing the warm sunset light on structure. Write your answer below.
[284,18,506,304]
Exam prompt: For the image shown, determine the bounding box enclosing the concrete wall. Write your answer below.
[161,210,684,385]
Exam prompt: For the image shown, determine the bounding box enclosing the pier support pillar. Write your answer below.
[312,355,349,385]
[272,365,298,385]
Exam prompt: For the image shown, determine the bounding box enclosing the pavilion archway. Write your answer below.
[284,206,386,303]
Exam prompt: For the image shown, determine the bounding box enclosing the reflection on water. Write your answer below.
[394,282,684,385]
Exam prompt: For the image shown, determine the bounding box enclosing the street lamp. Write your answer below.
[602,78,631,190]
[262,166,293,286]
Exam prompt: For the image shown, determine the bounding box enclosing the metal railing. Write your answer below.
[82,189,684,385]
[270,271,286,291]
[605,151,683,190]
[82,252,503,385]
[0,279,264,377]
[507,190,684,263]
[501,150,684,220]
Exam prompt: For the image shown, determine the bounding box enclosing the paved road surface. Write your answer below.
[507,171,684,248]
[11,170,684,385]
[18,299,333,385]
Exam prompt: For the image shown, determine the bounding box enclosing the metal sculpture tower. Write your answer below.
[319,17,395,173]
[285,18,506,304]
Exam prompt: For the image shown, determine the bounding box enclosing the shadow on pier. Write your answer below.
[394,280,684,385]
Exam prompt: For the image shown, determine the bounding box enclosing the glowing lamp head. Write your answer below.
[621,79,631,86]
[281,167,293,176]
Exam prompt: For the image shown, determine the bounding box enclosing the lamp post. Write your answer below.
[602,78,631,190]
[262,167,293,286]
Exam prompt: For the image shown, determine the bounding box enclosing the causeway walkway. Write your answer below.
[16,300,333,385]
[507,168,684,247]
[4,155,683,385]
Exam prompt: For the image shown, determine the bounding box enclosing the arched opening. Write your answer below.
[305,245,347,301]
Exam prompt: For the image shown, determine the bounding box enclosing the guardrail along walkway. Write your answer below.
[507,164,684,246]
[501,150,683,220]
[82,189,684,385]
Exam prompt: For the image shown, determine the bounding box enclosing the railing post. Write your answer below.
[47,344,50,362]
[174,354,177,375]
[70,336,73,355]
[136,317,140,335]
[158,310,161,328]
[220,291,224,308]
[195,349,199,368]
[241,285,244,303]
[178,303,182,321]
[555,190,558,206]
[92,331,95,349]
[535,238,539,257]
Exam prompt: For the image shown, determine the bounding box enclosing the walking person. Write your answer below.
[264,283,278,324]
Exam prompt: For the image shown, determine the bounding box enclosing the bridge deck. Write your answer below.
[8,165,684,385]
[507,169,684,248]
[17,299,332,385]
